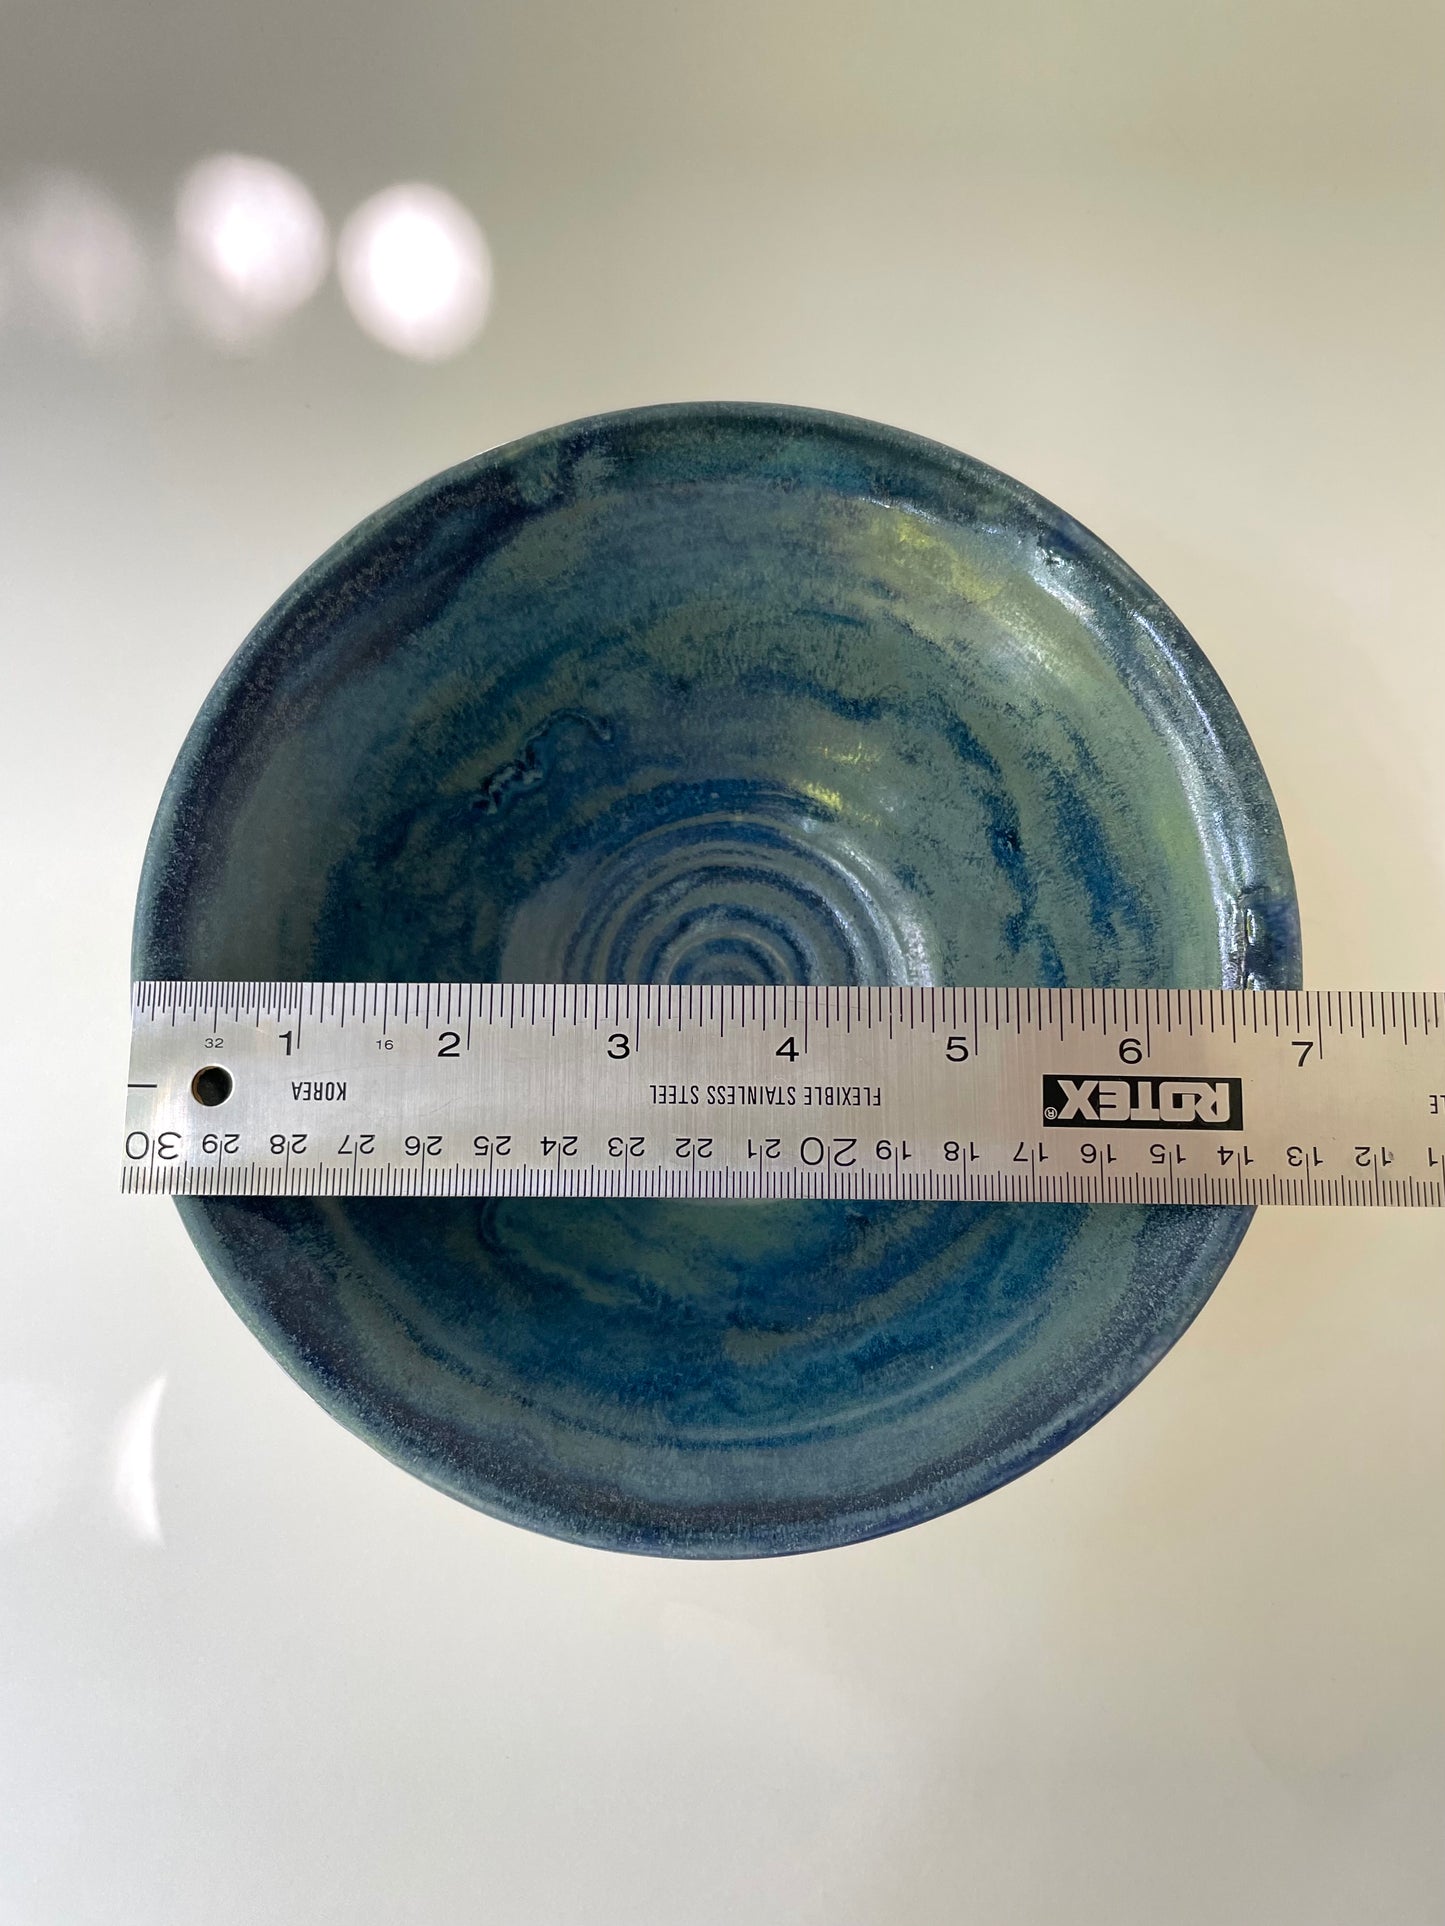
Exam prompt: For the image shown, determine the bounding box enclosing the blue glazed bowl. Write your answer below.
[135,403,1300,1556]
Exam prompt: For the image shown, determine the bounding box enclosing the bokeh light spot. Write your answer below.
[337,183,492,360]
[12,172,149,352]
[174,153,328,347]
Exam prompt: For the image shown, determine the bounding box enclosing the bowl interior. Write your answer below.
[138,405,1299,1553]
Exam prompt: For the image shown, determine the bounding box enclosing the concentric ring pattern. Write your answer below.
[135,403,1300,1555]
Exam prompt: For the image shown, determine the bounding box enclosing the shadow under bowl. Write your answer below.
[134,402,1300,1555]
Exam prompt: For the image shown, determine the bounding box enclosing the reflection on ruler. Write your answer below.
[122,982,1445,1205]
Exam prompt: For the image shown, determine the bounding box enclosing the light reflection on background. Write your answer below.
[336,182,492,360]
[112,1374,166,1547]
[11,171,151,353]
[0,162,491,361]
[174,154,329,348]
[0,1374,167,1546]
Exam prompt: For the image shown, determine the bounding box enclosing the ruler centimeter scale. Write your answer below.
[121,982,1445,1206]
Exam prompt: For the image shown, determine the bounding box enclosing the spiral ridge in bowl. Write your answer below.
[498,781,934,988]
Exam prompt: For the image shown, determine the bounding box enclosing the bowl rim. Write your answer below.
[134,399,1302,1557]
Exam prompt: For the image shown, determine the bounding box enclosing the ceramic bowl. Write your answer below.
[134,403,1300,1555]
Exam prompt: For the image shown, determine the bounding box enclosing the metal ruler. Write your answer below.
[121,982,1445,1206]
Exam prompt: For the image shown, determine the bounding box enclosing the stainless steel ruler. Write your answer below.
[120,982,1445,1206]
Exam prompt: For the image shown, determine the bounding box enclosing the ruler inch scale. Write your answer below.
[123,982,1445,1207]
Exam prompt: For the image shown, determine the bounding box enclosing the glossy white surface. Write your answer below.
[2,1,1442,1919]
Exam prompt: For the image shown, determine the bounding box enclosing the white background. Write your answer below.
[1,1,1442,1920]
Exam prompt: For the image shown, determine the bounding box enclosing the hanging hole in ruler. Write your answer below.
[190,1065,234,1107]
